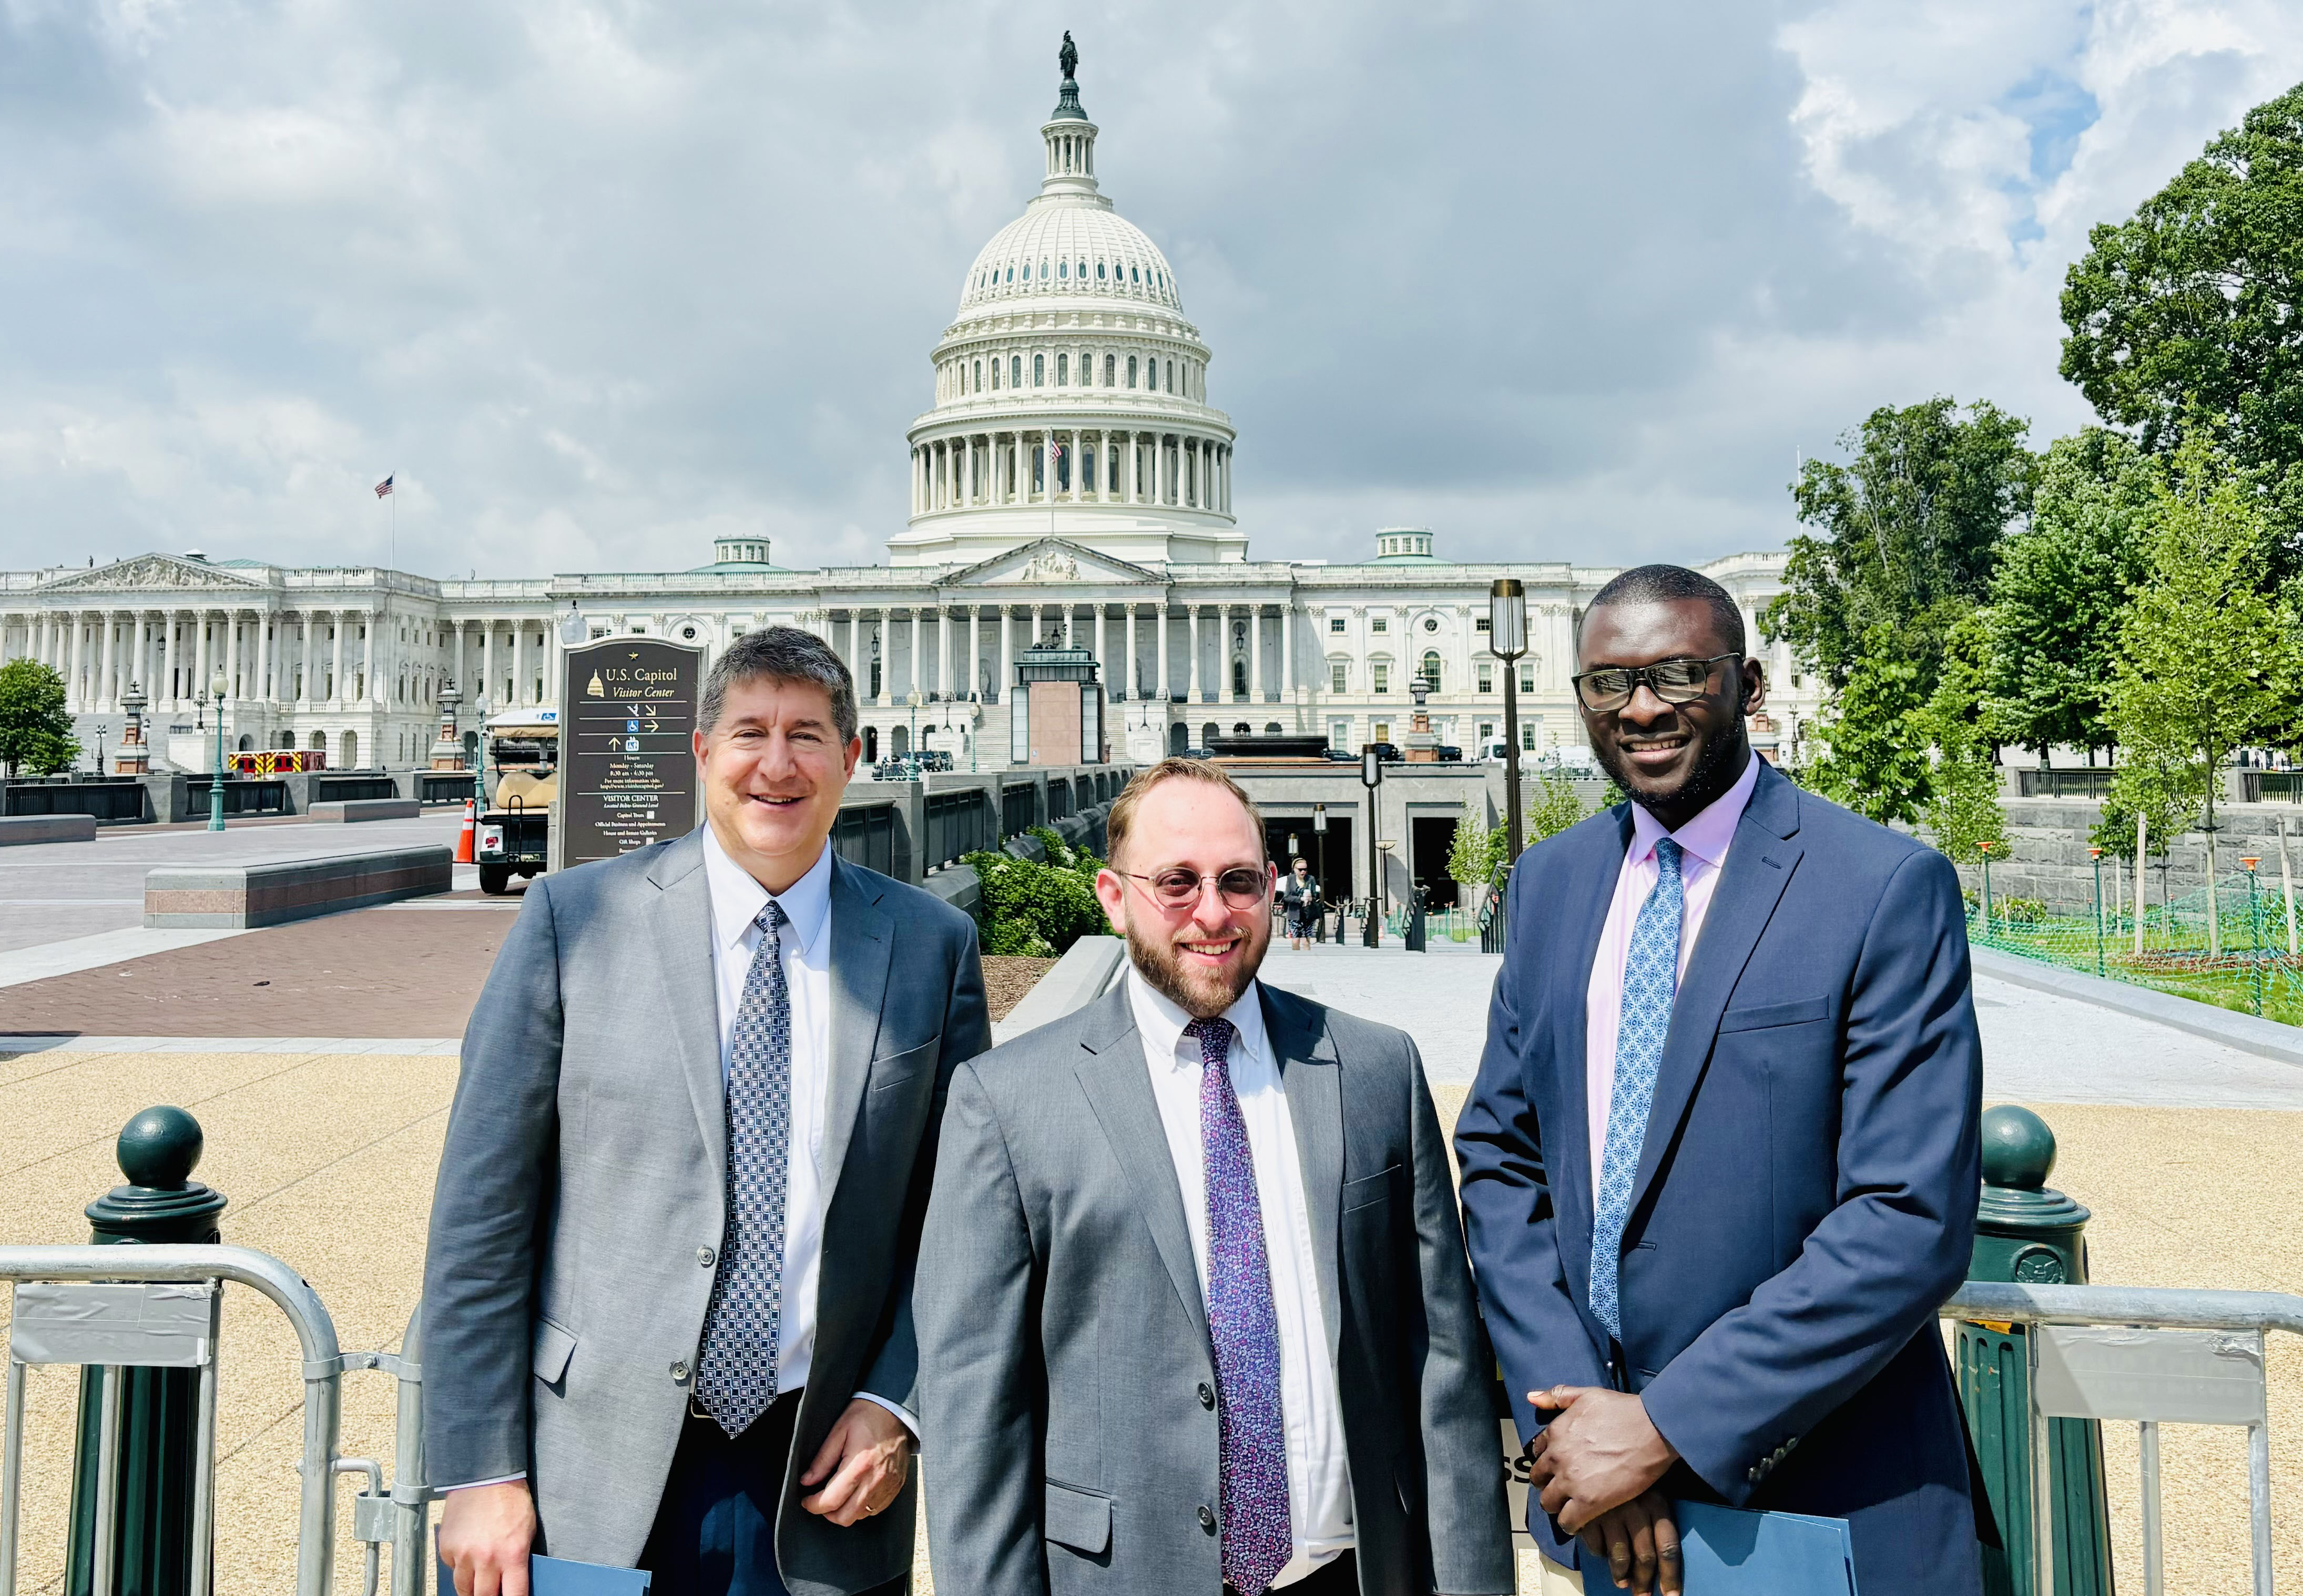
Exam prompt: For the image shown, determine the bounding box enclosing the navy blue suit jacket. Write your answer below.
[1454,761,1984,1595]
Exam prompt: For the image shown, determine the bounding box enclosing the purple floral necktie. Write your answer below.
[1188,1016,1292,1596]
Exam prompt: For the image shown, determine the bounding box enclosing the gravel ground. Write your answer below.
[980,955,1057,1022]
[0,1044,2283,1593]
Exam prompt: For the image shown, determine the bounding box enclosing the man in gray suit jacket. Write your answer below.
[918,758,1511,1596]
[426,627,990,1596]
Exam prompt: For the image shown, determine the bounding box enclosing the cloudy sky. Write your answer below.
[3,0,2300,580]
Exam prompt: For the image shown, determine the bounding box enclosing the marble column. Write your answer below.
[1094,605,1106,695]
[193,613,211,707]
[1249,603,1261,701]
[968,606,982,699]
[1157,602,1170,702]
[1122,605,1136,701]
[909,608,922,699]
[1188,605,1201,702]
[163,612,180,709]
[1280,602,1293,696]
[999,606,1013,699]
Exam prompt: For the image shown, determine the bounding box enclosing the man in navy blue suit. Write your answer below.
[1455,565,1984,1596]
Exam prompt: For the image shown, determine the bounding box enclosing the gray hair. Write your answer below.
[698,626,859,744]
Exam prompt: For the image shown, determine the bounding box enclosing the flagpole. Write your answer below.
[390,470,398,571]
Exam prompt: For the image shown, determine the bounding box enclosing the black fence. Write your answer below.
[1047,778,1074,821]
[420,772,478,804]
[1001,784,1036,838]
[2015,768,2118,799]
[2,780,145,821]
[924,790,993,871]
[832,802,896,876]
[315,775,399,803]
[184,777,288,816]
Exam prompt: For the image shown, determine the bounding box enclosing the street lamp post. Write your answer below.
[207,671,229,831]
[1489,579,1528,864]
[1360,744,1384,947]
[471,693,492,807]
[906,689,924,779]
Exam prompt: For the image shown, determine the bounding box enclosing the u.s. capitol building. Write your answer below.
[0,56,1818,774]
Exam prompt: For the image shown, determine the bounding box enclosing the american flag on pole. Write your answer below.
[373,474,394,498]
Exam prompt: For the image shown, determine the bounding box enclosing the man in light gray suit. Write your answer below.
[918,758,1512,1596]
[425,626,990,1596]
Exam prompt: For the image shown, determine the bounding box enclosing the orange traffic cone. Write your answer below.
[455,799,477,864]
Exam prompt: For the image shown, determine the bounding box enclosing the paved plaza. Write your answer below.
[3,862,2302,1590]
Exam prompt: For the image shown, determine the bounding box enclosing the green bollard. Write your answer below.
[1955,1106,2115,1596]
[66,1107,228,1596]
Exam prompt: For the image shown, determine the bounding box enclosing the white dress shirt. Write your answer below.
[1128,970,1353,1588]
[701,826,914,1434]
[1583,751,1761,1199]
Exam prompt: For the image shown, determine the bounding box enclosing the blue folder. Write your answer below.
[1577,1501,1857,1595]
[437,1552,651,1595]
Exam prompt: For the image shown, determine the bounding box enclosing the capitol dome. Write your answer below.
[892,42,1241,569]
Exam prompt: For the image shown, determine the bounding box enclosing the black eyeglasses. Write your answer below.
[1571,653,1738,713]
[1115,866,1272,911]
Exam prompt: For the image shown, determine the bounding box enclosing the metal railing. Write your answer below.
[924,790,993,871]
[1941,1280,2299,1596]
[0,1244,427,1596]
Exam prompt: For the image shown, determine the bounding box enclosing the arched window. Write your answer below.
[1421,651,1443,689]
[1005,264,1013,283]
[1104,353,1115,385]
[1058,260,1068,279]
[1202,722,1220,747]
[1126,355,1138,388]
[1056,353,1068,385]
[1039,259,1049,279]
[1012,355,1023,387]
[991,359,1001,390]
[1165,360,1174,394]
[1130,265,1140,283]
[1077,259,1087,280]
[973,359,982,391]
[1034,353,1044,387]
[1096,261,1106,280]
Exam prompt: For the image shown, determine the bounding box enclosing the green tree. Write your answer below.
[1983,429,2156,762]
[1918,613,2009,865]
[1447,812,1496,887]
[964,845,1106,957]
[0,659,79,777]
[1525,771,1588,841]
[2106,432,2302,955]
[2061,81,2303,479]
[1804,625,1932,826]
[1764,397,2038,698]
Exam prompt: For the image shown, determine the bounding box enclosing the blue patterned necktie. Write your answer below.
[1188,1017,1292,1596]
[694,899,793,1437]
[1590,837,1685,1345]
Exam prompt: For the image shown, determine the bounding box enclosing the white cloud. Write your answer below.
[0,1,2299,579]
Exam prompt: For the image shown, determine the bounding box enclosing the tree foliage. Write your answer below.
[1917,614,2008,864]
[2060,82,2303,478]
[1803,625,1932,826]
[1525,771,1589,842]
[1764,397,2037,698]
[0,659,78,777]
[1983,429,2156,759]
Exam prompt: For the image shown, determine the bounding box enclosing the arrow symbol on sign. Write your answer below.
[645,720,660,732]
[627,703,644,715]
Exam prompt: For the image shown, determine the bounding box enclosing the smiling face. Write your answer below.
[1095,775,1275,1020]
[1576,596,1763,831]
[693,673,861,893]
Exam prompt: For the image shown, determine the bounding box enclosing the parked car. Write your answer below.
[1180,746,1214,760]
[1320,746,1360,763]
[1368,741,1403,763]
[1432,744,1463,762]
[1477,737,1512,765]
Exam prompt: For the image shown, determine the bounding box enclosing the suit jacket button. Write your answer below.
[1773,1446,1787,1462]
[1746,1466,1760,1483]
[670,1360,690,1383]
[1198,1505,1217,1532]
[697,1246,716,1267]
[1198,1382,1216,1409]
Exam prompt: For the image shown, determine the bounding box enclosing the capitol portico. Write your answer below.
[0,49,1821,777]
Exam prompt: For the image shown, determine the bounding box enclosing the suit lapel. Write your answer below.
[1073,986,1212,1348]
[1626,765,1806,1221]
[1264,985,1343,1365]
[1551,806,1634,1290]
[820,856,893,1194]
[645,832,728,1188]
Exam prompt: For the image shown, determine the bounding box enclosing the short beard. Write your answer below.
[1595,722,1748,817]
[1122,900,1266,1021]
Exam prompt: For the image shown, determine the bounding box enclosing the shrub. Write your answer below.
[966,837,1108,957]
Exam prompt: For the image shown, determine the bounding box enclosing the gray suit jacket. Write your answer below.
[916,981,1513,1596]
[421,830,991,1594]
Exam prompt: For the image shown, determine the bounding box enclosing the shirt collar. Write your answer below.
[700,823,834,957]
[1627,749,1761,871]
[1127,963,1269,1070]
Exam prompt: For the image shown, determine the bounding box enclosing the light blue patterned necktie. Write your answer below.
[1188,1017,1293,1596]
[1590,837,1685,1345]
[695,899,792,1436]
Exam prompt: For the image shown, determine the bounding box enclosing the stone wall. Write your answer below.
[1942,796,2303,916]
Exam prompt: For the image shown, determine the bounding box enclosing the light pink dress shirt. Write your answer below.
[1584,753,1762,1197]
